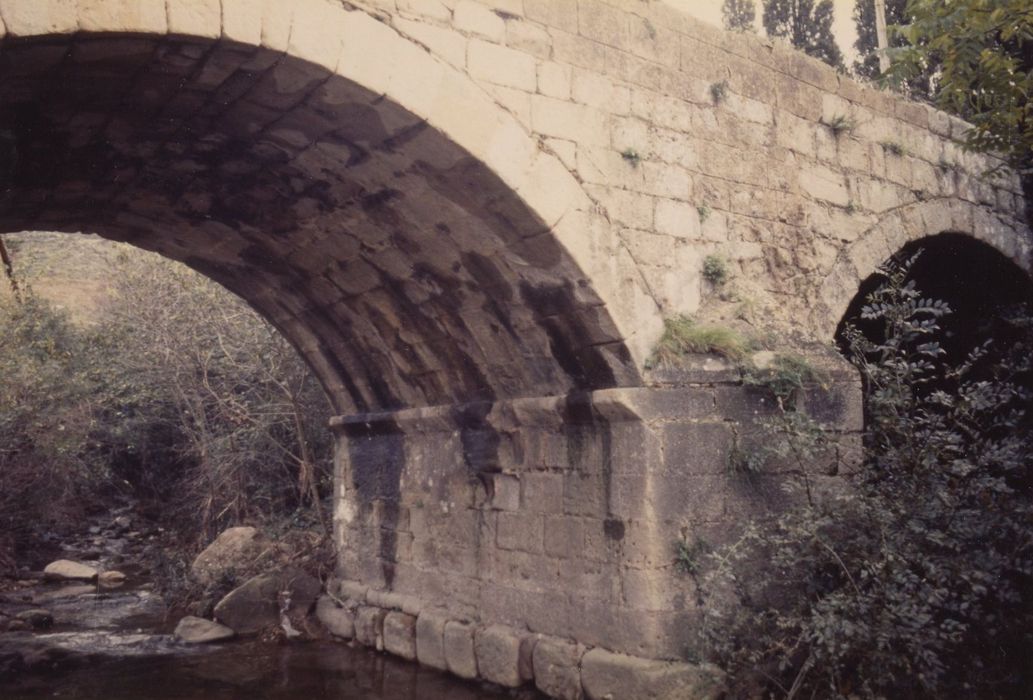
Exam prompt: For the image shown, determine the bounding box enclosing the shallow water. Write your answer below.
[1,508,540,700]
[5,639,539,700]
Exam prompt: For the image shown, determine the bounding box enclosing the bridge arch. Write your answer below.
[0,0,640,414]
[812,199,1033,339]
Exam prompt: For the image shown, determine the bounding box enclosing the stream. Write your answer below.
[0,509,539,700]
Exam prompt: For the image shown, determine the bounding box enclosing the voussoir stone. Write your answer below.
[174,616,235,644]
[43,560,98,581]
[580,648,726,700]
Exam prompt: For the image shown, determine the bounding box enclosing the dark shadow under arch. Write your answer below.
[835,233,1033,366]
[0,33,637,415]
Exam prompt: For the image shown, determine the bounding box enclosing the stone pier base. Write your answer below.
[329,357,861,698]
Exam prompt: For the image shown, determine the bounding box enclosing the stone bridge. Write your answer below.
[0,0,1029,696]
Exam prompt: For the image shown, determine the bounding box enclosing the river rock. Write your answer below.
[213,574,280,634]
[15,609,53,629]
[190,527,264,586]
[174,616,235,644]
[213,569,320,635]
[43,560,98,581]
[98,571,127,588]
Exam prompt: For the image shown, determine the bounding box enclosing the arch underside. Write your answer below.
[0,33,637,413]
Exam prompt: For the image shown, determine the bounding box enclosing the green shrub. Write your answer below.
[698,255,1033,697]
[702,255,729,286]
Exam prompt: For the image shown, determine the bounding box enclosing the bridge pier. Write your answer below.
[328,356,861,696]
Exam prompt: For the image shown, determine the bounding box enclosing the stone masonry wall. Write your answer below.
[331,354,862,694]
[350,0,1031,345]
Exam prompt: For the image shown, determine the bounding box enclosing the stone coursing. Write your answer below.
[1,2,1027,697]
[320,573,725,699]
[332,356,861,694]
[0,0,1027,413]
[346,0,1030,344]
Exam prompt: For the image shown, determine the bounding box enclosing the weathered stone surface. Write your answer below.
[43,560,98,581]
[174,616,236,644]
[383,611,417,660]
[1,0,1027,686]
[315,595,355,639]
[213,567,320,635]
[415,610,448,671]
[190,526,263,586]
[443,620,478,680]
[533,637,585,700]
[213,574,280,634]
[354,606,386,650]
[474,624,527,688]
[580,649,725,700]
[281,569,321,615]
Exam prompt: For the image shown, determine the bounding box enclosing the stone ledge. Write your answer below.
[321,578,725,700]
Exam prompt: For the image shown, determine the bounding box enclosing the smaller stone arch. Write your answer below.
[811,199,1033,339]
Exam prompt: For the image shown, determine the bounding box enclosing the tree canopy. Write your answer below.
[722,0,757,32]
[763,0,845,68]
[892,0,1033,175]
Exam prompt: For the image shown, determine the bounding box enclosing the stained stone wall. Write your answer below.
[332,356,862,668]
[347,0,1032,341]
[1,0,1029,409]
[0,1,1029,695]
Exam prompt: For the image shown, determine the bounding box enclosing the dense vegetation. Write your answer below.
[699,256,1033,698]
[0,235,332,572]
[891,0,1033,181]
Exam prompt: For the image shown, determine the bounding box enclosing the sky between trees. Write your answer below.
[667,0,861,62]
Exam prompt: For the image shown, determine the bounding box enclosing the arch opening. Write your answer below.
[835,233,1033,369]
[0,31,637,416]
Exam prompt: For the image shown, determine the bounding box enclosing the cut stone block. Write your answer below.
[354,606,386,651]
[383,611,417,660]
[444,620,478,680]
[581,648,725,700]
[416,610,449,671]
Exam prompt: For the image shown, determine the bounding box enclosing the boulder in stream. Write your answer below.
[213,574,280,634]
[213,569,320,635]
[42,560,98,581]
[190,527,265,586]
[174,616,235,644]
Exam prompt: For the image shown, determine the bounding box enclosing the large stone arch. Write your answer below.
[811,199,1033,338]
[0,0,640,415]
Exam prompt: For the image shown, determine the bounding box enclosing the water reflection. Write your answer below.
[6,641,544,700]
